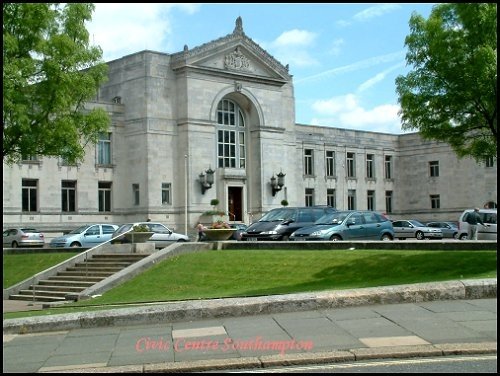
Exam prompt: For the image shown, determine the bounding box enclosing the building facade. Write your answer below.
[3,18,497,236]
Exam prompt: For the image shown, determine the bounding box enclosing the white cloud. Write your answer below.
[86,4,200,61]
[353,4,401,22]
[357,62,405,92]
[261,29,319,68]
[310,94,404,133]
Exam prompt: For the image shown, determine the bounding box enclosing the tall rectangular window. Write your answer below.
[97,132,111,165]
[216,99,245,169]
[367,190,375,211]
[133,184,140,206]
[61,181,77,212]
[22,179,38,212]
[162,183,172,205]
[98,182,112,212]
[347,189,356,210]
[304,149,314,176]
[346,152,356,178]
[327,188,336,208]
[429,161,439,177]
[366,154,375,178]
[305,188,314,206]
[384,155,393,179]
[385,190,393,213]
[485,157,494,168]
[430,194,440,209]
[326,151,335,177]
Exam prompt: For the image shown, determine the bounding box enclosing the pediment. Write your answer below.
[171,23,291,84]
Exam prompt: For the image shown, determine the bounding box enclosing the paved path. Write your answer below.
[3,298,496,373]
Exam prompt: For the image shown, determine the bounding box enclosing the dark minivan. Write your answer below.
[240,206,336,241]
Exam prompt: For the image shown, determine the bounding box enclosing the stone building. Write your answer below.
[2,18,497,237]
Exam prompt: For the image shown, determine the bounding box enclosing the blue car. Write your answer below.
[290,211,394,241]
[50,224,119,248]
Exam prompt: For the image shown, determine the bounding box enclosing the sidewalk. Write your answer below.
[3,280,497,373]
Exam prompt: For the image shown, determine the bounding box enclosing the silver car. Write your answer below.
[391,220,443,240]
[3,228,45,248]
[426,221,459,239]
[50,224,119,248]
[112,222,189,247]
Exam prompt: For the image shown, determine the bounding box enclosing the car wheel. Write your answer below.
[381,234,393,241]
[11,241,18,248]
[281,235,290,241]
[459,233,468,240]
[415,231,424,240]
[452,232,458,239]
[330,235,342,241]
[70,242,81,247]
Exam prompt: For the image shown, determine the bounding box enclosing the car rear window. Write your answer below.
[20,228,38,233]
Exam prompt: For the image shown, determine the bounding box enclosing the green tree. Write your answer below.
[396,3,496,161]
[3,3,109,164]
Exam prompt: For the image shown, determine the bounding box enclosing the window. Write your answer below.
[384,155,393,179]
[97,132,111,165]
[305,188,314,206]
[133,184,140,206]
[327,188,336,208]
[367,190,375,211]
[217,99,246,168]
[366,154,375,178]
[326,151,335,177]
[62,181,76,212]
[346,152,355,178]
[102,225,117,234]
[347,189,356,210]
[385,190,393,213]
[429,161,439,177]
[485,157,495,168]
[430,194,440,209]
[22,179,38,212]
[21,154,39,162]
[98,182,112,212]
[304,149,314,176]
[162,183,172,205]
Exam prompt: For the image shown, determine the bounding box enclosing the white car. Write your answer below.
[457,209,497,240]
[391,220,443,240]
[112,222,189,247]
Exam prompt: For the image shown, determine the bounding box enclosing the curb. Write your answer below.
[36,342,497,373]
[3,278,496,335]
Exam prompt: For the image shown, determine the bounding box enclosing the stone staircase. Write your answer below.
[9,253,149,303]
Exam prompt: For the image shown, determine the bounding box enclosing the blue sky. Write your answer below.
[87,3,435,134]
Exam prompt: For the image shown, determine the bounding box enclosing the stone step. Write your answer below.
[47,275,105,282]
[56,271,114,277]
[38,279,95,287]
[74,261,133,267]
[66,266,125,272]
[9,294,67,302]
[17,289,71,297]
[27,285,87,292]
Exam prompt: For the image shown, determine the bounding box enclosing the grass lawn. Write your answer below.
[3,249,496,319]
[3,252,78,288]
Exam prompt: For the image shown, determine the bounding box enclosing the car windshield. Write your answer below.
[314,212,350,225]
[259,209,296,222]
[68,225,90,234]
[409,220,425,227]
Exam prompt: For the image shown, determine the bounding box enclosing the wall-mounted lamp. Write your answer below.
[199,167,215,194]
[271,171,286,196]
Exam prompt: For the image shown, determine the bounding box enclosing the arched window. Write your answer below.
[217,99,246,168]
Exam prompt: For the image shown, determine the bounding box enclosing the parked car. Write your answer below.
[240,206,336,241]
[230,223,248,240]
[112,222,189,247]
[3,228,45,248]
[426,221,459,239]
[391,220,442,240]
[457,208,497,240]
[50,224,119,248]
[289,210,394,241]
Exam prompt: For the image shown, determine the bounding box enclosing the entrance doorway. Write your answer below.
[227,187,243,222]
